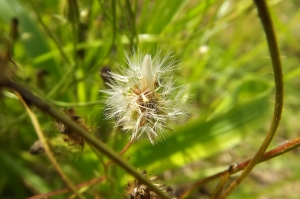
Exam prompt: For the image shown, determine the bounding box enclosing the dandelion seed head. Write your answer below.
[101,51,189,144]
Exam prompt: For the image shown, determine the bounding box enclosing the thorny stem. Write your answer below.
[16,93,84,199]
[2,80,171,199]
[179,137,300,199]
[218,1,284,198]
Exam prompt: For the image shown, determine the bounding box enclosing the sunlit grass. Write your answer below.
[0,0,299,198]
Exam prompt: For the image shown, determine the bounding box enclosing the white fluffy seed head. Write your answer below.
[101,51,189,144]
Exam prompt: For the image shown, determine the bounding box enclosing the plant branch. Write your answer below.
[2,80,171,199]
[218,0,284,197]
[179,137,300,199]
[16,93,84,199]
[105,141,132,167]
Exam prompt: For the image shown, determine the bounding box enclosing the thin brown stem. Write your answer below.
[26,176,105,199]
[179,137,300,199]
[210,172,230,199]
[218,0,284,197]
[16,93,84,199]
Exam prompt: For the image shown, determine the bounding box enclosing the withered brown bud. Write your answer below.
[125,170,177,199]
[55,108,90,152]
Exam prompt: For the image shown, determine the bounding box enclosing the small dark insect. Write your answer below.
[9,17,19,43]
[36,69,49,89]
[99,66,113,84]
[55,108,90,152]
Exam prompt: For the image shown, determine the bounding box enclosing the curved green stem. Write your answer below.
[219,0,284,198]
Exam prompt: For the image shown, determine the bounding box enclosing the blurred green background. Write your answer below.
[0,0,300,198]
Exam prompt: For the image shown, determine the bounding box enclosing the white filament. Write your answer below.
[141,54,154,91]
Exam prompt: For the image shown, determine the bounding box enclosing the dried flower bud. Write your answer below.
[55,108,89,152]
[125,170,177,199]
[102,51,189,144]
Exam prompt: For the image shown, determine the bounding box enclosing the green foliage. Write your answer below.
[0,0,299,198]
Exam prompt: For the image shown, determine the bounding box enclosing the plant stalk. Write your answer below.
[218,0,284,197]
[3,80,171,199]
